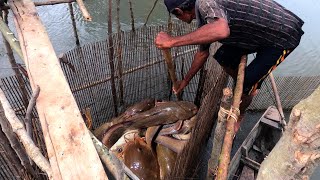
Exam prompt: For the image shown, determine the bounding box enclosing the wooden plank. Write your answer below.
[8,0,107,179]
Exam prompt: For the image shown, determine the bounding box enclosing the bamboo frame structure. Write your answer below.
[7,0,107,179]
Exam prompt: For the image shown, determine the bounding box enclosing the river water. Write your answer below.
[0,0,319,78]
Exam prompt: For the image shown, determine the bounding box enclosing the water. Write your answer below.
[0,0,320,78]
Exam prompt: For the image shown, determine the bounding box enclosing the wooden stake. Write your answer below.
[68,2,80,46]
[216,55,247,180]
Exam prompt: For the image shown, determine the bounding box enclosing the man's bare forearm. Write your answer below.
[172,18,229,47]
[184,49,210,82]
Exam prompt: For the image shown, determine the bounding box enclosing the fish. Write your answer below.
[156,144,177,180]
[123,137,160,180]
[101,101,198,148]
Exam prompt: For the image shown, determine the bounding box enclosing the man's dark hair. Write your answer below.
[164,0,196,15]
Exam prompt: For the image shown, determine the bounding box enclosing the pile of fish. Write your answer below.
[93,99,198,179]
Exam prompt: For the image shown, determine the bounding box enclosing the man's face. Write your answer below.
[173,9,194,24]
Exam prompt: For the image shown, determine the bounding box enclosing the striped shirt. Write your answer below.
[196,0,304,50]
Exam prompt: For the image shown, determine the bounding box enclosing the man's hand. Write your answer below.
[155,31,173,49]
[173,79,189,95]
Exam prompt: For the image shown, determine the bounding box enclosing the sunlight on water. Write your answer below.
[0,0,319,78]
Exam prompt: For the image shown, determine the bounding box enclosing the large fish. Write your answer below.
[101,101,198,148]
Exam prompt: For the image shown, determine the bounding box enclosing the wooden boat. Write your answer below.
[228,106,284,180]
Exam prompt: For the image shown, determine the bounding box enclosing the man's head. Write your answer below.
[164,0,196,23]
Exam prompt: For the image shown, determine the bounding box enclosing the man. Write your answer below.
[155,0,304,132]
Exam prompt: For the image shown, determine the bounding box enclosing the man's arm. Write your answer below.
[155,18,229,49]
[173,48,210,94]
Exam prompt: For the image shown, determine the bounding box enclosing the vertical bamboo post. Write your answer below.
[108,0,119,116]
[207,88,233,179]
[216,55,247,180]
[116,0,124,106]
[128,0,135,32]
[68,2,80,46]
[8,0,108,179]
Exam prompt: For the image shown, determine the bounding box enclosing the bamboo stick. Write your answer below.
[216,55,247,180]
[128,0,135,32]
[207,88,233,179]
[163,49,182,100]
[0,87,52,179]
[75,0,92,21]
[268,72,286,127]
[1,10,29,111]
[68,2,80,46]
[25,86,40,141]
[116,0,124,105]
[108,0,119,116]
[144,0,159,26]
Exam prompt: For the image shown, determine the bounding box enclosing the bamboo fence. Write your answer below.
[0,21,319,179]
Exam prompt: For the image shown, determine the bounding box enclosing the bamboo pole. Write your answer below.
[207,88,233,179]
[1,0,77,11]
[0,87,52,178]
[68,2,80,46]
[128,0,135,32]
[1,10,29,112]
[108,0,119,116]
[116,0,124,105]
[0,15,23,59]
[144,0,159,26]
[163,49,182,100]
[8,0,107,179]
[75,0,91,21]
[216,55,247,180]
[268,72,286,127]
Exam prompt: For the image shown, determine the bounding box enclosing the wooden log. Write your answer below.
[8,0,107,179]
[216,55,247,180]
[257,85,320,179]
[207,88,233,178]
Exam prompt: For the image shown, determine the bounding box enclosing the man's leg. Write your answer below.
[234,48,293,133]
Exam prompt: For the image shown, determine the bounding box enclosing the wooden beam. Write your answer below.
[8,0,107,179]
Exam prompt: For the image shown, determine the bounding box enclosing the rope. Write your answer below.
[218,106,240,122]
